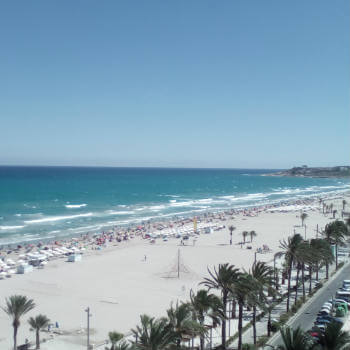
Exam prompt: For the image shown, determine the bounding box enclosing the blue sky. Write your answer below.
[0,1,349,168]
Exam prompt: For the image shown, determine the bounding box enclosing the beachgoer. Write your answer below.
[56,321,59,328]
[144,255,147,261]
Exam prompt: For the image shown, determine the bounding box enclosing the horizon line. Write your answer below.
[0,164,286,171]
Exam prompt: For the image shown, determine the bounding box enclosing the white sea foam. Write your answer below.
[0,225,25,230]
[24,213,93,224]
[149,205,167,211]
[65,203,87,208]
[105,210,135,215]
[196,198,213,203]
[169,201,195,207]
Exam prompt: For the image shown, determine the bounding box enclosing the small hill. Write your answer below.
[267,165,350,178]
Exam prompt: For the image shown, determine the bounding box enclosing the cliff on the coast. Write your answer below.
[266,165,350,178]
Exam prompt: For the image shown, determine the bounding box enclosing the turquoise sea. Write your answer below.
[0,166,349,245]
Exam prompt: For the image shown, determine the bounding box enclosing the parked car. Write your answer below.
[315,319,332,326]
[316,315,343,323]
[314,324,326,332]
[333,298,350,307]
[318,309,331,315]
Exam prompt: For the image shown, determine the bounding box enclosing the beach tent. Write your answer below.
[17,264,33,274]
[67,254,82,262]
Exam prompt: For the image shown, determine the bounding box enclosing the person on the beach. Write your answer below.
[144,255,147,261]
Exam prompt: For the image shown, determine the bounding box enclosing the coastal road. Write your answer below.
[267,261,350,348]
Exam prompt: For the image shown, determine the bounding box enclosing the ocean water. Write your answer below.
[0,166,349,245]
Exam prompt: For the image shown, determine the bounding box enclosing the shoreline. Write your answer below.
[0,189,348,250]
[0,192,349,349]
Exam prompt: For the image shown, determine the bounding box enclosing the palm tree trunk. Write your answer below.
[267,309,271,337]
[286,261,292,312]
[294,264,300,304]
[252,305,257,345]
[308,265,312,295]
[36,329,40,349]
[326,262,329,279]
[13,325,17,350]
[199,318,204,350]
[316,262,319,280]
[301,263,305,299]
[336,243,338,269]
[238,302,243,350]
[231,300,236,319]
[222,292,227,349]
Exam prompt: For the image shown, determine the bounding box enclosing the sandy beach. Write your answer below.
[0,192,349,349]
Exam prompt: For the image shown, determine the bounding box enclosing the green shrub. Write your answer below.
[256,335,269,347]
[279,312,291,324]
[337,262,345,270]
[270,321,280,332]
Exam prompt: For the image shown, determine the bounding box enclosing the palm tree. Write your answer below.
[293,241,313,302]
[229,225,236,245]
[300,212,308,227]
[106,332,129,350]
[2,295,35,350]
[28,314,50,349]
[200,264,241,349]
[249,231,257,243]
[277,326,313,350]
[324,220,349,269]
[108,332,123,350]
[231,273,252,350]
[131,314,175,350]
[189,289,222,350]
[246,261,273,345]
[278,234,303,312]
[317,321,350,349]
[167,302,204,348]
[242,231,248,244]
[308,239,333,290]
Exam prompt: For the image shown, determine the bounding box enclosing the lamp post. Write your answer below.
[85,307,92,350]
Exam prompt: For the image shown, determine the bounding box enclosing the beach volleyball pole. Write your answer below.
[85,307,92,350]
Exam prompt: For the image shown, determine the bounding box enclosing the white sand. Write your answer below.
[0,194,349,349]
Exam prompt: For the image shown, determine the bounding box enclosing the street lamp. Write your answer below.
[85,307,92,350]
